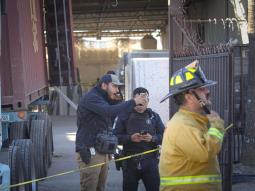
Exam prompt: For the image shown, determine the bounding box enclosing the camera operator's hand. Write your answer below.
[134,95,147,106]
[79,147,91,164]
[141,133,152,142]
[131,133,143,142]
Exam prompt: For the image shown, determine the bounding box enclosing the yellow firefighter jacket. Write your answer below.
[159,108,225,191]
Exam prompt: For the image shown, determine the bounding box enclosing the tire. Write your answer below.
[35,113,53,167]
[30,120,47,178]
[46,120,53,167]
[27,113,38,136]
[9,121,28,143]
[11,139,38,191]
[8,145,25,191]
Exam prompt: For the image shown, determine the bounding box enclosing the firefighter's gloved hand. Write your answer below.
[207,111,225,133]
[79,147,91,164]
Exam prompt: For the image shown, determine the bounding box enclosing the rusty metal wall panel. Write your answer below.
[18,0,47,95]
[1,0,47,110]
[0,15,13,99]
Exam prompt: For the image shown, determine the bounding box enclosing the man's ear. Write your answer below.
[184,93,194,104]
[101,82,107,90]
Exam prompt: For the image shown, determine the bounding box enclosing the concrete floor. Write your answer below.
[37,116,255,191]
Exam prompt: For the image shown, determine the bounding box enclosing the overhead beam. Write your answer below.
[72,0,167,13]
[73,6,168,14]
[73,16,168,24]
[73,10,168,20]
[74,20,167,31]
[74,30,156,38]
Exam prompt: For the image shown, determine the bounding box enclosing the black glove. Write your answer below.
[79,147,91,164]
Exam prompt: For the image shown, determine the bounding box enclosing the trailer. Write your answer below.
[0,1,55,190]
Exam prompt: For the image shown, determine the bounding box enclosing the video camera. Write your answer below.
[95,131,118,154]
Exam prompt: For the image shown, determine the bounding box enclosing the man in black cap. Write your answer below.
[76,74,146,191]
[114,87,165,191]
[106,70,124,104]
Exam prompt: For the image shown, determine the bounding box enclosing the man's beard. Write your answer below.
[203,93,212,106]
[106,88,115,100]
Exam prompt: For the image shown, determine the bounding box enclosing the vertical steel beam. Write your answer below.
[224,49,233,191]
[168,0,174,117]
[0,80,2,150]
[53,0,63,87]
[225,0,229,42]
[62,0,72,85]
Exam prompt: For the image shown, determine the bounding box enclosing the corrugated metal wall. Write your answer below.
[0,15,13,98]
[18,0,47,98]
[0,0,47,110]
[171,53,233,121]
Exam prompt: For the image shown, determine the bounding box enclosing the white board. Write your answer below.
[125,57,169,124]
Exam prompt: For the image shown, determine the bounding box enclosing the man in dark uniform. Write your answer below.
[76,74,146,191]
[114,87,165,191]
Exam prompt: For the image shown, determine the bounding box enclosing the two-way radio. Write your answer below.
[191,91,211,114]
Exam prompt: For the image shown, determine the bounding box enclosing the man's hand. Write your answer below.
[141,133,153,142]
[206,110,225,132]
[131,133,143,142]
[206,110,220,119]
[134,95,147,106]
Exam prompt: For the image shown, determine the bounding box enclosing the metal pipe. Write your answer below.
[224,48,233,191]
[63,0,72,85]
[54,87,78,111]
[173,18,201,56]
[53,0,63,87]
[168,0,173,117]
[225,0,230,42]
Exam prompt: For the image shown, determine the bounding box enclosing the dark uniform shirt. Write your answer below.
[113,108,165,154]
[75,86,136,152]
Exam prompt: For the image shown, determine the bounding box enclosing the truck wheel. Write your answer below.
[34,113,53,167]
[30,120,47,178]
[11,139,38,191]
[46,121,53,167]
[9,121,28,143]
[8,145,25,191]
[27,113,37,136]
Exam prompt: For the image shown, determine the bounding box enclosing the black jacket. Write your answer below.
[113,109,165,154]
[75,86,136,152]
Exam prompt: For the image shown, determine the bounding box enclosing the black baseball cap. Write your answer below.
[99,74,123,86]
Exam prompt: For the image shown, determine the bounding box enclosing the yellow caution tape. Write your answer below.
[0,148,160,190]
[0,124,234,190]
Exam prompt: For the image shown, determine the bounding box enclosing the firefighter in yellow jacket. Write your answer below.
[159,60,225,191]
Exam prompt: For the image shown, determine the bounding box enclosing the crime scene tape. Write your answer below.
[0,148,160,190]
[0,123,233,190]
